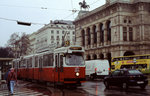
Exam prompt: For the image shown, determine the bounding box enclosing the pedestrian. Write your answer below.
[5,68,11,92]
[7,68,17,95]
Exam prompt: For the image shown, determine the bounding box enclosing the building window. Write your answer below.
[72,36,75,42]
[51,41,54,43]
[73,31,75,35]
[87,27,91,45]
[87,55,91,60]
[107,20,111,41]
[129,20,132,24]
[129,27,133,41]
[81,29,85,46]
[57,31,59,34]
[51,30,54,34]
[57,42,59,45]
[100,23,104,43]
[57,36,59,40]
[51,36,54,40]
[62,31,65,34]
[123,27,127,41]
[93,25,97,44]
[124,19,127,23]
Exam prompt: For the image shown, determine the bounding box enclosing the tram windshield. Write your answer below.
[66,52,84,66]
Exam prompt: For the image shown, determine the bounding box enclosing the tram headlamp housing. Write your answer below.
[76,72,80,77]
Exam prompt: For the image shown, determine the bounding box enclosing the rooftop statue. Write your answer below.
[79,0,90,10]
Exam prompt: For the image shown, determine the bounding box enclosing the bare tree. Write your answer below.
[19,33,31,56]
[7,33,20,58]
[7,32,31,58]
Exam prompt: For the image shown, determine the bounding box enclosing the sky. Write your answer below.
[0,0,105,47]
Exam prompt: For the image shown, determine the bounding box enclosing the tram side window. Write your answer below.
[35,56,38,67]
[140,56,147,59]
[13,61,15,67]
[14,62,18,69]
[147,56,150,59]
[29,58,32,68]
[23,59,26,68]
[39,57,43,68]
[27,59,29,68]
[27,58,32,68]
[18,61,22,68]
[121,64,147,69]
[43,55,49,66]
[55,55,58,67]
[60,55,63,67]
[48,54,53,66]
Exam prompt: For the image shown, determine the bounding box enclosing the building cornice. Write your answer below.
[74,1,150,24]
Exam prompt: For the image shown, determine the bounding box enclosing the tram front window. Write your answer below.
[66,53,84,66]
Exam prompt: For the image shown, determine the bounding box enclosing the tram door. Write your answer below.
[55,54,64,83]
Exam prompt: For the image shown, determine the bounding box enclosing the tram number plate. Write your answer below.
[137,81,144,84]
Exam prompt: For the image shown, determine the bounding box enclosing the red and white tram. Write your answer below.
[13,45,85,85]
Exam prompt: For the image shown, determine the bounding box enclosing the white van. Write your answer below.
[85,60,110,80]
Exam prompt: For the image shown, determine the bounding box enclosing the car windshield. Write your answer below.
[128,70,142,75]
[66,52,84,66]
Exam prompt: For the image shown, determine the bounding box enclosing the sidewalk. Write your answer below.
[0,80,50,96]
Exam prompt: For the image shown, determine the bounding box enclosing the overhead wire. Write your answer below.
[0,4,70,11]
[89,0,102,6]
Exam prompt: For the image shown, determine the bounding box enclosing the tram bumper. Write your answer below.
[64,78,86,84]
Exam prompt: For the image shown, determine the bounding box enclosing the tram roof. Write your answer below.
[54,45,84,53]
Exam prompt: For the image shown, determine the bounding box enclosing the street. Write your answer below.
[1,80,150,96]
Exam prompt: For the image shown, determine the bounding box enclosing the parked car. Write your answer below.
[103,69,148,89]
[85,60,110,80]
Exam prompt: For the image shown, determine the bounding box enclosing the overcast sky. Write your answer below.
[0,0,105,47]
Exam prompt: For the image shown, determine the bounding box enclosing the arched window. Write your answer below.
[129,27,133,41]
[87,27,91,45]
[93,25,97,44]
[99,53,104,59]
[93,54,97,60]
[124,51,135,56]
[106,21,111,41]
[87,55,91,60]
[81,29,85,46]
[99,23,104,43]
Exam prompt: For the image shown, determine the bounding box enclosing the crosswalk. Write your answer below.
[0,87,50,96]
[0,81,51,96]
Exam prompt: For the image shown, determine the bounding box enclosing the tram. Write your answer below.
[13,45,85,85]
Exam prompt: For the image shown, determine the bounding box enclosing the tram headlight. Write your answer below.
[76,72,80,77]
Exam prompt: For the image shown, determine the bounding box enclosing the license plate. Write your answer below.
[137,81,144,84]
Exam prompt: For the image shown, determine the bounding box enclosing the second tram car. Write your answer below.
[13,45,85,85]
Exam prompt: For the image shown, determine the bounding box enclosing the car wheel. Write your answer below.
[104,81,110,89]
[122,83,128,89]
[140,85,146,89]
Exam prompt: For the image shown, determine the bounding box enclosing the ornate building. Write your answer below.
[74,0,150,65]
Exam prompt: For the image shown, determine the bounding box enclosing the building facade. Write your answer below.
[29,20,75,54]
[74,0,150,64]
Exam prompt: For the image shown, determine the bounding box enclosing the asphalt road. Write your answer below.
[1,80,150,96]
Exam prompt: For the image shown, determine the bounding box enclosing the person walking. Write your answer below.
[5,68,11,92]
[7,68,17,95]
